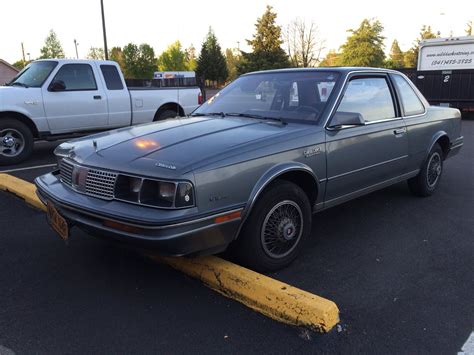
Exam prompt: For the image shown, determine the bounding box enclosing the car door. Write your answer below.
[42,63,108,133]
[324,73,408,207]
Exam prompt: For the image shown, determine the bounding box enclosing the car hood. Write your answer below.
[64,116,317,177]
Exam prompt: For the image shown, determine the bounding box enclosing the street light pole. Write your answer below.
[100,0,109,60]
[74,39,79,59]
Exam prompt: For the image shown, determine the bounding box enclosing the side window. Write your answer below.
[336,77,395,122]
[392,75,425,116]
[100,65,124,90]
[52,64,97,91]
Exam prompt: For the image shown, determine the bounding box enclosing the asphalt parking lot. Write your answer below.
[0,121,473,354]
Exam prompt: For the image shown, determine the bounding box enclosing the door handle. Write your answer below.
[393,128,406,136]
[93,95,102,100]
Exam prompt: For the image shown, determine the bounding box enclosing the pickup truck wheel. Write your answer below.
[156,110,178,121]
[0,119,34,165]
[234,180,312,272]
[408,143,444,197]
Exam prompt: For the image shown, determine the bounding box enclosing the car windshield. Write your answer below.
[7,61,58,88]
[193,71,340,123]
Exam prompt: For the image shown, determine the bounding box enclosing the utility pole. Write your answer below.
[21,42,26,62]
[100,0,109,60]
[74,39,79,59]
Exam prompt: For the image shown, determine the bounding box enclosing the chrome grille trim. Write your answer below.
[59,159,74,186]
[84,169,118,200]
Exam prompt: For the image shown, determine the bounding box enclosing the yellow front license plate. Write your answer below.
[46,202,69,241]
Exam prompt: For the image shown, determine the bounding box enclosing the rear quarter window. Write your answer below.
[100,65,124,90]
[392,75,425,116]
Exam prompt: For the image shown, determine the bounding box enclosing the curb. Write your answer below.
[0,173,340,332]
[0,173,46,211]
[152,255,339,332]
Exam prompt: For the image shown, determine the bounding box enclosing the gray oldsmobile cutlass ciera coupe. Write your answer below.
[35,68,463,271]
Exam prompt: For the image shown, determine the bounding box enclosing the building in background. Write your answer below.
[0,59,19,84]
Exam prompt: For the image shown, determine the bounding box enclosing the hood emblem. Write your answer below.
[156,162,177,170]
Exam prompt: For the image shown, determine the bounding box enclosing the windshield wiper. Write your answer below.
[225,113,287,125]
[9,82,29,88]
[190,112,225,118]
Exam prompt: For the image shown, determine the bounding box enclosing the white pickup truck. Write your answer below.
[0,59,202,164]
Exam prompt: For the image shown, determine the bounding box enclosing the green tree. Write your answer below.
[110,47,125,71]
[39,30,65,59]
[385,39,404,68]
[319,49,340,67]
[225,48,241,81]
[196,27,228,83]
[404,25,439,67]
[237,6,289,74]
[338,19,385,67]
[87,47,105,60]
[122,43,157,79]
[157,41,188,71]
[12,60,30,70]
[185,44,197,71]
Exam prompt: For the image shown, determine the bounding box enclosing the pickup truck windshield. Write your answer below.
[8,61,58,88]
[193,71,339,122]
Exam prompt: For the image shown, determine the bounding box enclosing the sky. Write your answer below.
[0,0,473,64]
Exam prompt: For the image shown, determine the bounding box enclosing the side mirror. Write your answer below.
[49,80,66,92]
[329,111,365,129]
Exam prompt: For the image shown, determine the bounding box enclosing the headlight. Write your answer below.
[114,175,195,209]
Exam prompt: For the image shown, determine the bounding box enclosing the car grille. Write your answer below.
[85,169,117,199]
[59,159,118,200]
[59,159,74,186]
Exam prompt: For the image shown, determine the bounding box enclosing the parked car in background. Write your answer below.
[0,59,201,165]
[398,36,474,118]
[35,68,463,271]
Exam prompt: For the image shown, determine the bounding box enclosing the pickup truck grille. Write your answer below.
[59,159,118,200]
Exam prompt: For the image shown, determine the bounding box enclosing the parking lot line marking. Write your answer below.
[0,174,46,211]
[0,174,340,332]
[459,332,474,354]
[0,163,57,173]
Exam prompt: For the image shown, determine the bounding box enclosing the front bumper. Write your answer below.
[35,172,243,256]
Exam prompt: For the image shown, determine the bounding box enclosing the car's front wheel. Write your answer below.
[234,180,312,272]
[408,143,444,197]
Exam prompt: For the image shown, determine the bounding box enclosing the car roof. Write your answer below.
[243,67,401,76]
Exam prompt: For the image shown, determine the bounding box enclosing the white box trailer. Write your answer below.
[418,36,474,71]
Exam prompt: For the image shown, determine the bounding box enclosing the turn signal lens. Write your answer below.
[214,211,242,224]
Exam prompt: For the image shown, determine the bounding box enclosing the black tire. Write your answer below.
[233,180,312,272]
[0,119,34,165]
[408,143,444,197]
[155,110,179,121]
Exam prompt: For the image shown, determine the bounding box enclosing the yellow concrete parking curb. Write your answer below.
[0,173,46,212]
[152,255,340,332]
[0,173,340,332]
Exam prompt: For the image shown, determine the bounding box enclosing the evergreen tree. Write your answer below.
[39,30,65,59]
[466,21,473,36]
[404,25,439,68]
[196,28,228,83]
[385,39,404,68]
[338,19,385,67]
[237,6,289,74]
[122,43,157,79]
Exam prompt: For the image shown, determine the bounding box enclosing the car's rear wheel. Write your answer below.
[0,119,34,165]
[408,143,444,197]
[156,110,179,121]
[233,180,312,272]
